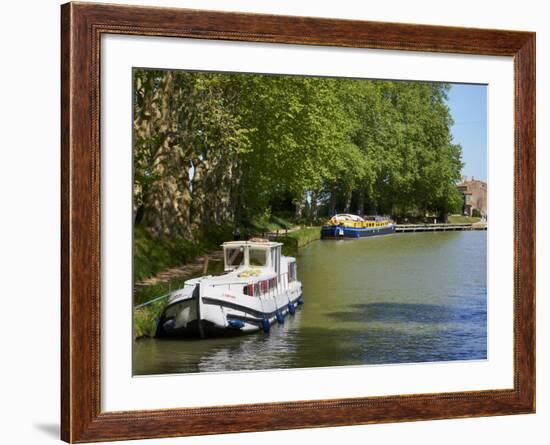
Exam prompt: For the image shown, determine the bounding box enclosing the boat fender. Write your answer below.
[154,315,165,338]
[276,310,284,324]
[228,318,245,329]
[261,317,271,333]
[288,302,296,315]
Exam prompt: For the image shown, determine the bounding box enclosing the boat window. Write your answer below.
[225,247,244,267]
[249,248,267,266]
[288,261,297,282]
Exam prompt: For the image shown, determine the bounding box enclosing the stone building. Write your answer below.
[457,178,487,218]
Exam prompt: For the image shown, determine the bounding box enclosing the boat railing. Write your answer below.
[326,220,392,228]
[134,271,295,310]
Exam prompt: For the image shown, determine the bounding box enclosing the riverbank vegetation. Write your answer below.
[275,227,322,256]
[133,257,228,339]
[134,299,167,339]
[447,215,481,224]
[133,69,464,283]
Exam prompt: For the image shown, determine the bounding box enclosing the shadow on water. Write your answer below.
[325,302,487,324]
[289,326,487,369]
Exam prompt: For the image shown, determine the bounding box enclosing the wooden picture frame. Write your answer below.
[61,2,535,442]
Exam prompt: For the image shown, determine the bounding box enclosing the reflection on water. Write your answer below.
[133,231,487,375]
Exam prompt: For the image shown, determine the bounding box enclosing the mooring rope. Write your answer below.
[133,292,172,310]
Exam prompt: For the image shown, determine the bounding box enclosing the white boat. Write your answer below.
[155,239,303,338]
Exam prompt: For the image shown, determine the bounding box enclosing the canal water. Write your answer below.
[133,231,487,375]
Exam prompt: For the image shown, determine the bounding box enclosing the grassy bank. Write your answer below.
[134,226,231,282]
[447,215,481,224]
[274,226,321,256]
[134,299,168,339]
[248,213,294,233]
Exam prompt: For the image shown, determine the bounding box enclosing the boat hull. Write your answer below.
[156,284,303,338]
[321,224,395,239]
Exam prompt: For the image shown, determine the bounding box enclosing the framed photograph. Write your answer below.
[61,2,535,442]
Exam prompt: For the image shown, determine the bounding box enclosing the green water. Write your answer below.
[133,231,487,375]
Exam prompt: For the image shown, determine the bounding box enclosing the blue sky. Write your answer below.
[445,84,487,182]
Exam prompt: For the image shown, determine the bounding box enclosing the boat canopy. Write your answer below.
[325,214,393,228]
[329,214,365,223]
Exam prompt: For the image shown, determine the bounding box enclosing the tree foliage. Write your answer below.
[133,69,463,238]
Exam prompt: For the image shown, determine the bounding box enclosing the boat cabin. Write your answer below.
[222,239,283,275]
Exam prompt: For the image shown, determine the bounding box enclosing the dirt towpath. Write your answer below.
[134,250,224,290]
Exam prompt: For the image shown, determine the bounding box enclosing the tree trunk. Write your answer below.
[309,190,319,221]
[189,158,209,237]
[329,187,337,216]
[356,189,365,216]
[343,190,352,213]
[294,193,308,220]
